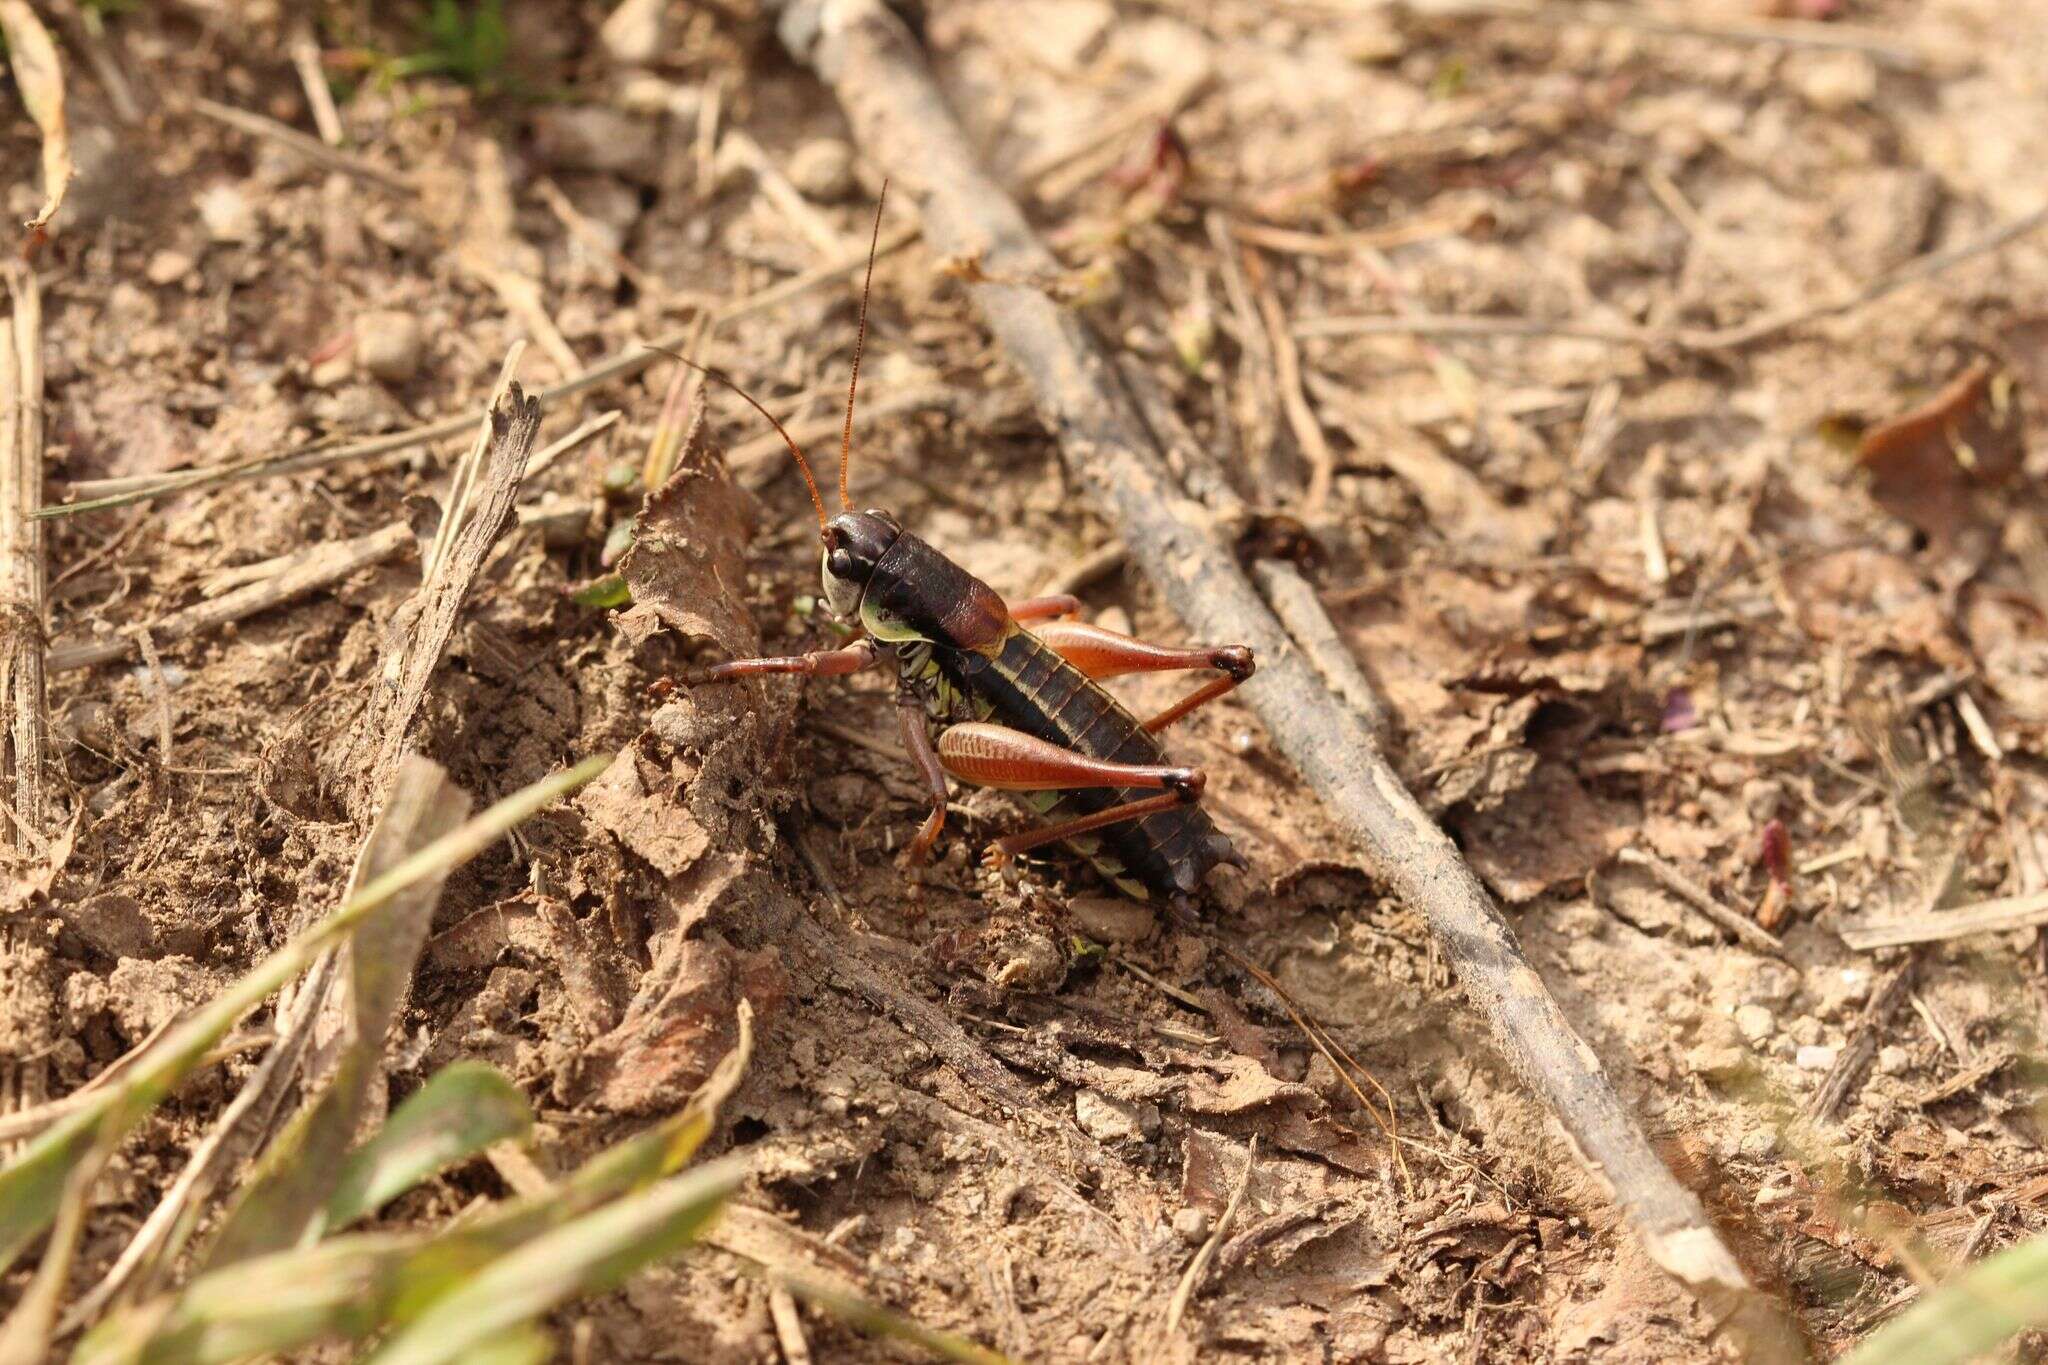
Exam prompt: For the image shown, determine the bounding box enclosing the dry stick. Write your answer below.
[1838,887,2048,950]
[776,2,1790,1346]
[0,264,48,846]
[357,357,540,813]
[191,95,412,193]
[45,522,410,673]
[1807,958,1917,1123]
[1241,246,1336,519]
[0,264,49,1160]
[288,27,344,147]
[38,225,919,521]
[1614,847,1788,960]
[1413,0,1943,70]
[1295,201,2048,354]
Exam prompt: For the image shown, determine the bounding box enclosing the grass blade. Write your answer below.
[1842,1233,2048,1365]
[364,1156,746,1365]
[322,1063,533,1232]
[0,754,613,1274]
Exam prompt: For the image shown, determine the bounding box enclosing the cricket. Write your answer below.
[661,191,1255,914]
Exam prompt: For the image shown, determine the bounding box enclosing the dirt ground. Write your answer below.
[7,0,2048,1360]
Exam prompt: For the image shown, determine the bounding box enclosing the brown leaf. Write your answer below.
[619,417,758,662]
[1856,360,2025,544]
[0,2,71,238]
[1783,547,1969,668]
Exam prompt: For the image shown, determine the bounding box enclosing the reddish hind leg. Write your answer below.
[1031,621,1255,733]
[935,721,1205,863]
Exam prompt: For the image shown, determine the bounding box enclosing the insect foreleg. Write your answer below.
[1030,621,1255,733]
[897,692,950,865]
[684,638,879,685]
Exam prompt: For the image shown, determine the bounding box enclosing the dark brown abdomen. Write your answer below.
[938,630,1237,898]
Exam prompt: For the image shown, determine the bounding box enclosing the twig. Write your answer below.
[523,409,619,483]
[0,1031,273,1145]
[289,27,343,147]
[1914,1049,2012,1109]
[355,354,539,814]
[1039,539,1126,597]
[776,3,1789,1344]
[769,1286,814,1365]
[0,263,48,1170]
[1240,244,1336,518]
[1838,887,2048,950]
[191,96,412,193]
[46,522,411,673]
[38,226,918,520]
[1615,847,1788,959]
[0,263,48,844]
[1251,560,1393,742]
[1295,202,2048,353]
[1166,1136,1255,1335]
[1415,0,1945,71]
[721,128,852,258]
[1807,958,1916,1122]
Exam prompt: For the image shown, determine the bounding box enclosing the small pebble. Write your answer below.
[1796,1044,1841,1072]
[354,310,424,385]
[1737,1129,1778,1159]
[145,249,196,287]
[1173,1207,1212,1245]
[196,182,259,243]
[1067,895,1156,945]
[599,0,667,66]
[1074,1089,1156,1142]
[1733,1004,1775,1046]
[1877,1044,1912,1076]
[1785,51,1878,112]
[787,137,857,202]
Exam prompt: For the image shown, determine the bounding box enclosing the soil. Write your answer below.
[7,0,2048,1360]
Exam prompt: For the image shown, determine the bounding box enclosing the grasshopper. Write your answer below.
[668,190,1255,910]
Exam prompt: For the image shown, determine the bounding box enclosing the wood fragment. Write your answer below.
[1807,958,1915,1122]
[1616,847,1789,959]
[192,96,412,193]
[354,360,540,813]
[0,3,72,236]
[775,3,1785,1342]
[45,523,410,673]
[1914,1050,2012,1109]
[1416,0,1947,71]
[1241,244,1337,517]
[721,129,852,258]
[0,264,48,843]
[1839,888,2048,950]
[289,27,344,146]
[768,1286,813,1365]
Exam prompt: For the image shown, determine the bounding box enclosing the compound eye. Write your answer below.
[827,548,857,579]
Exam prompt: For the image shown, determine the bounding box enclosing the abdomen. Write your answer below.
[938,629,1235,899]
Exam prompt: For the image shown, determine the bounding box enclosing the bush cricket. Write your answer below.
[660,188,1256,914]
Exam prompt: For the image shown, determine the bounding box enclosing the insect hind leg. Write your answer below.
[1030,621,1255,733]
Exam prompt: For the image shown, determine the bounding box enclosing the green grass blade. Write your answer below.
[206,763,471,1268]
[322,1063,533,1232]
[0,754,613,1276]
[460,1325,553,1365]
[1842,1233,2048,1365]
[364,1156,747,1365]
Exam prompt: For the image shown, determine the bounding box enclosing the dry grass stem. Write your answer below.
[192,96,412,193]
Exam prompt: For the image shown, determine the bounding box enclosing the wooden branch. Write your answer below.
[0,263,48,846]
[1615,847,1788,959]
[773,3,1797,1349]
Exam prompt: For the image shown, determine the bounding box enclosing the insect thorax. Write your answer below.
[893,639,993,725]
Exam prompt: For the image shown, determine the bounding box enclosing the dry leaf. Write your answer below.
[1856,359,2025,544]
[0,1,72,237]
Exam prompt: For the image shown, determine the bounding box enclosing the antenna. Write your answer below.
[839,180,888,512]
[644,345,829,533]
